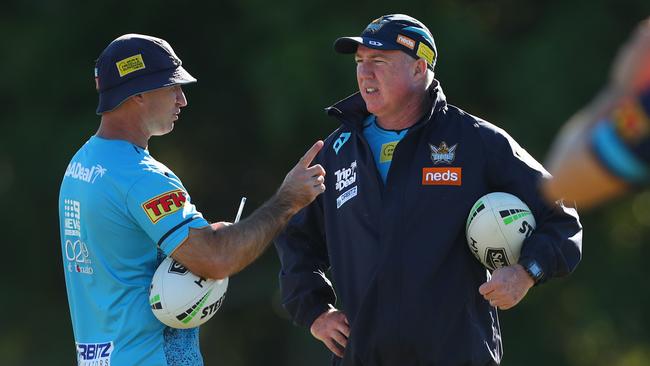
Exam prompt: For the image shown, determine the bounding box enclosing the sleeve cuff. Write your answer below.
[518,248,552,285]
[158,215,210,255]
[303,303,332,329]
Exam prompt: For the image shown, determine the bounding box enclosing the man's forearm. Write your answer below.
[212,193,298,276]
[173,141,325,279]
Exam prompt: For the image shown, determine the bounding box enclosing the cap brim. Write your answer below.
[334,36,402,54]
[96,66,197,114]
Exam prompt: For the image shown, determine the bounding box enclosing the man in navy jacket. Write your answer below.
[275,14,582,366]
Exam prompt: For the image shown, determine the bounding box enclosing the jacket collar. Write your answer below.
[325,79,447,130]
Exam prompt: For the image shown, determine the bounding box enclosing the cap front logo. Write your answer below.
[116,54,146,77]
[368,40,383,47]
[429,141,457,164]
[365,17,390,33]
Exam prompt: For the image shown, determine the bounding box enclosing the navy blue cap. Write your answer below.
[94,34,196,114]
[334,14,437,70]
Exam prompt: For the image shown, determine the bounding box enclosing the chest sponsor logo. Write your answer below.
[334,161,357,192]
[65,162,107,183]
[429,141,457,164]
[63,199,81,237]
[422,167,462,186]
[142,189,187,224]
[63,199,94,275]
[65,239,94,275]
[380,141,398,163]
[337,186,358,209]
[76,341,113,365]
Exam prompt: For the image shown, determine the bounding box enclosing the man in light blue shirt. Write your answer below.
[59,34,326,366]
[361,115,408,183]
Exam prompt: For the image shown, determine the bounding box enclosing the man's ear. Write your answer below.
[414,59,427,77]
[131,93,145,106]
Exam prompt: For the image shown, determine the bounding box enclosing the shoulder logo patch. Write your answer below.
[333,132,351,155]
[142,189,187,224]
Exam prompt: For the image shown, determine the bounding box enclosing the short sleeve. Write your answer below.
[126,170,209,255]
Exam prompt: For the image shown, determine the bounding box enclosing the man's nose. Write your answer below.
[176,87,188,107]
[357,62,376,79]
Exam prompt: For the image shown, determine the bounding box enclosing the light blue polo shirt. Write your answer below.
[59,136,210,366]
[363,115,409,183]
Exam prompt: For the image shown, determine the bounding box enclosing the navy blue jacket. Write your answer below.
[275,82,582,366]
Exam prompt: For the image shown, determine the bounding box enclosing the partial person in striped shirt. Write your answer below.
[544,18,650,208]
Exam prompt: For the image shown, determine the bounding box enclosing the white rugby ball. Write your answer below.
[149,257,228,329]
[466,192,536,271]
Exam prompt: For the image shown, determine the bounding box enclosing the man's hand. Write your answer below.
[172,142,326,280]
[310,308,350,358]
[278,140,326,214]
[478,264,534,310]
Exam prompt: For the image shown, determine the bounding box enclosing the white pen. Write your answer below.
[234,197,246,223]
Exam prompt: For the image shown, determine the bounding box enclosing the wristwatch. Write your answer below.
[519,258,544,285]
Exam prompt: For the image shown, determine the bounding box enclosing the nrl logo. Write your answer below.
[429,141,458,164]
[168,260,189,275]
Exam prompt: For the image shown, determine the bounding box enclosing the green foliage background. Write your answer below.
[2,0,650,365]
